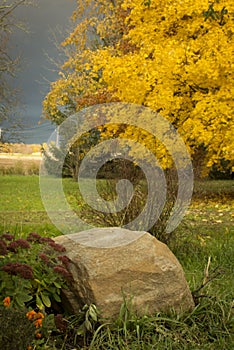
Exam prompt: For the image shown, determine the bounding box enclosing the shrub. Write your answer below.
[0,307,35,350]
[0,302,56,350]
[0,232,72,310]
[80,167,179,244]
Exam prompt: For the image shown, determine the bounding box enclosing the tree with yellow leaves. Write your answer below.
[43,0,234,177]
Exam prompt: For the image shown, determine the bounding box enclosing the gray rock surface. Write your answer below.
[55,227,194,319]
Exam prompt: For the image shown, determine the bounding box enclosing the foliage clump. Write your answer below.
[0,307,36,350]
[0,232,72,310]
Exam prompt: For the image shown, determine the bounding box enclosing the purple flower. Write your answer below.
[2,233,14,241]
[7,238,30,252]
[16,264,34,279]
[8,241,19,252]
[27,232,42,242]
[2,262,20,275]
[39,253,50,265]
[2,262,33,279]
[49,242,66,252]
[15,238,31,249]
[0,240,7,255]
[57,255,71,268]
[39,237,54,244]
[53,265,72,280]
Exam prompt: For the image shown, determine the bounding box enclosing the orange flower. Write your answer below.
[34,318,43,328]
[35,332,42,339]
[3,296,11,307]
[26,310,37,320]
[36,312,44,319]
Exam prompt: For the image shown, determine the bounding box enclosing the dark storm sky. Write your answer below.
[9,0,76,143]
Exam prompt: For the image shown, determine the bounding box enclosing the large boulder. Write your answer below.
[55,227,194,319]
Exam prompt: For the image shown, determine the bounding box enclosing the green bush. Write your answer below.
[0,307,35,350]
[0,232,72,310]
[80,169,178,244]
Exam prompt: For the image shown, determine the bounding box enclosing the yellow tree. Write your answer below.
[43,0,123,124]
[43,0,234,176]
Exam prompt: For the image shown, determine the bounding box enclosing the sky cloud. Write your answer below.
[8,0,76,143]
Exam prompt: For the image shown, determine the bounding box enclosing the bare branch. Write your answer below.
[0,0,26,23]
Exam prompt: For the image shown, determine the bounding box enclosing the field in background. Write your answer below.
[0,143,41,154]
[0,143,42,175]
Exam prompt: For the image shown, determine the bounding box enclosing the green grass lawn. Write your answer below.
[1,175,233,234]
[0,175,233,349]
[0,175,84,236]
